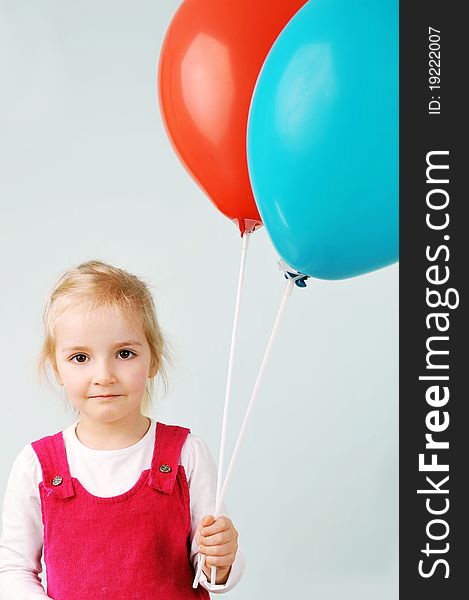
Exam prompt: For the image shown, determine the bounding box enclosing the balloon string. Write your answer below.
[219,277,294,505]
[193,232,250,589]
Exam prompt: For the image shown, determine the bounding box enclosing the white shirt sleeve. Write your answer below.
[182,434,245,594]
[0,445,49,599]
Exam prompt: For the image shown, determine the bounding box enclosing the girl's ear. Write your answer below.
[53,364,63,386]
[148,358,158,379]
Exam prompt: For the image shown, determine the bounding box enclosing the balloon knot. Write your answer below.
[278,259,309,288]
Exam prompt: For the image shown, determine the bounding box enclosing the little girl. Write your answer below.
[0,260,244,598]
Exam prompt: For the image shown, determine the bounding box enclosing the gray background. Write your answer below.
[0,1,398,598]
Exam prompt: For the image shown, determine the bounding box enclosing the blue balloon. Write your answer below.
[247,0,398,280]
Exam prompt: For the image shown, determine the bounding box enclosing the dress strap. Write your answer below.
[31,432,75,499]
[148,422,190,494]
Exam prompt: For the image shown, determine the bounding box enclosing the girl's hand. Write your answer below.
[196,514,239,585]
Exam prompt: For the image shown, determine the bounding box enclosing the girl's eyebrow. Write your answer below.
[62,341,143,353]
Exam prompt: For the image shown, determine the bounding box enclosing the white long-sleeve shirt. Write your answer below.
[0,418,245,598]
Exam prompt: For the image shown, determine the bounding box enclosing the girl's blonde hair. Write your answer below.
[37,259,171,417]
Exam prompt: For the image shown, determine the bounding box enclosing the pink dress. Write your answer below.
[31,422,211,599]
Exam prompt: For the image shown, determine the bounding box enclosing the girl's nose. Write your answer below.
[92,361,117,385]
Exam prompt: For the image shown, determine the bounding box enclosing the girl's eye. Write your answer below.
[117,349,136,360]
[70,354,88,364]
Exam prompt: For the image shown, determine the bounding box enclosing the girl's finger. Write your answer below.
[199,542,237,556]
[200,530,233,546]
[204,554,236,568]
[201,515,215,527]
[201,516,232,537]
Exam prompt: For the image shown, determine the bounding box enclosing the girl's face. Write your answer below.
[53,304,157,425]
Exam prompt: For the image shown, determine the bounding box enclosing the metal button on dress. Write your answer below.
[159,464,171,474]
[52,475,63,486]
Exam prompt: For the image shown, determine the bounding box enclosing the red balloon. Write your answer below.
[158,0,307,236]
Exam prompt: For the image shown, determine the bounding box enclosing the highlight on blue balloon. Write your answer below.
[247,0,398,280]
